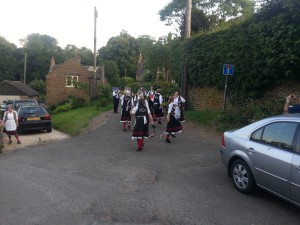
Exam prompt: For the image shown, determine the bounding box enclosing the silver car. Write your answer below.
[220,113,300,207]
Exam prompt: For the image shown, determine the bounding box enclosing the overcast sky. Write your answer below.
[0,0,174,50]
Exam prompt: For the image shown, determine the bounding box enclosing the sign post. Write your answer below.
[223,64,234,110]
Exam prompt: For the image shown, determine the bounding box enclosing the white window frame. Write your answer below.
[65,74,79,87]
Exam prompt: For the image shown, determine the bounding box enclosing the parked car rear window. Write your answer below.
[19,107,47,114]
[260,122,297,151]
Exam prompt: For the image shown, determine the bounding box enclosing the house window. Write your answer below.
[65,75,78,87]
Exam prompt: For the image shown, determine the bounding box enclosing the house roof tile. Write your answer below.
[0,80,39,96]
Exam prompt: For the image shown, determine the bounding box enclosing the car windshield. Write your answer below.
[19,107,47,114]
[16,102,37,108]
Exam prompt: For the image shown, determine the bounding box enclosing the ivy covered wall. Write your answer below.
[186,0,300,106]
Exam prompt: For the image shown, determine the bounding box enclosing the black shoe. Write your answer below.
[165,139,171,143]
[123,128,126,131]
[17,140,21,144]
[158,121,162,124]
[136,148,143,152]
[170,134,176,138]
[8,140,12,144]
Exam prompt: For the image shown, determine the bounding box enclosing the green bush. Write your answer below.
[52,103,72,114]
[94,84,112,109]
[67,95,87,109]
[96,98,109,109]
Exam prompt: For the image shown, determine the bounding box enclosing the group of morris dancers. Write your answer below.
[115,87,186,152]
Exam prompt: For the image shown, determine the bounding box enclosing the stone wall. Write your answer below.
[188,87,225,110]
[188,81,300,111]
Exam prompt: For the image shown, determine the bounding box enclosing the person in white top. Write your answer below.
[120,90,132,131]
[147,86,155,116]
[164,96,183,143]
[130,96,154,152]
[174,91,186,122]
[112,88,121,113]
[1,104,21,144]
[153,89,164,124]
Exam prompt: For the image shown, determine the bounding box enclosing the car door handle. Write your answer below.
[296,165,300,171]
[247,147,256,153]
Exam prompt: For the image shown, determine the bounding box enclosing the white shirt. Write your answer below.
[113,90,120,98]
[154,94,163,105]
[174,95,186,105]
[147,90,155,102]
[131,104,151,114]
[173,96,185,118]
[3,110,18,131]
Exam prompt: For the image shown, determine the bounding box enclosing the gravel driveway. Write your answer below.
[1,110,112,153]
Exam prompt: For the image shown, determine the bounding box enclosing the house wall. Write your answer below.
[46,59,93,106]
[0,95,31,103]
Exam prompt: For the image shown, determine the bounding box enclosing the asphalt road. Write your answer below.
[0,112,299,225]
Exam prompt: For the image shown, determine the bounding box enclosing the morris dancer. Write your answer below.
[147,86,155,116]
[174,91,186,122]
[165,96,182,143]
[1,104,21,144]
[113,88,121,113]
[130,97,154,152]
[120,90,132,131]
[153,89,164,124]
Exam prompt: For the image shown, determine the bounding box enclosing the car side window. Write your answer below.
[296,129,300,154]
[261,122,297,151]
[250,127,264,141]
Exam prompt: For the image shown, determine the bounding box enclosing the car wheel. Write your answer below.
[47,127,52,133]
[230,159,256,194]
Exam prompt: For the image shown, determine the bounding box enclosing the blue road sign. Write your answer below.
[223,64,234,75]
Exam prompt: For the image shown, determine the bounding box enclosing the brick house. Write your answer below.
[0,80,39,103]
[45,56,103,106]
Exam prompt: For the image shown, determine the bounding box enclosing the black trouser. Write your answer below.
[113,97,119,113]
[149,101,154,115]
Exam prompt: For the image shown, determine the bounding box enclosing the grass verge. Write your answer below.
[51,104,112,136]
[184,110,249,134]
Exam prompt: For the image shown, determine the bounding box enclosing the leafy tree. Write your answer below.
[0,36,19,82]
[180,8,210,35]
[64,45,94,65]
[119,77,135,89]
[159,0,255,34]
[103,60,119,86]
[99,30,139,79]
[28,79,45,94]
[20,33,59,82]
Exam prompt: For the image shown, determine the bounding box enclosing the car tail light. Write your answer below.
[44,114,51,120]
[221,133,226,147]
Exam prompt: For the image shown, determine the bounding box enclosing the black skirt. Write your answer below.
[132,116,149,138]
[120,107,131,122]
[153,104,164,118]
[165,115,182,134]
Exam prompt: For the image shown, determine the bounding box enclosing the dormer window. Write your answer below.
[65,74,78,87]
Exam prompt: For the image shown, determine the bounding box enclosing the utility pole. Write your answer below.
[23,53,27,84]
[181,0,192,103]
[93,7,98,99]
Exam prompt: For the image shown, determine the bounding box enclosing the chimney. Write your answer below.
[74,56,81,64]
[49,56,55,72]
